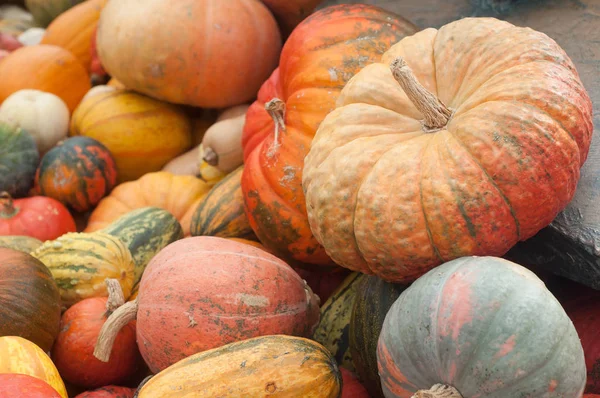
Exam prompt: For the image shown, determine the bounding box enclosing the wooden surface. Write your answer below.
[320,0,600,286]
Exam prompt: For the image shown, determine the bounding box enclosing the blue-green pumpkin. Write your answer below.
[0,122,39,198]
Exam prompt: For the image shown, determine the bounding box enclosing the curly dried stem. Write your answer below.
[412,384,463,398]
[265,98,286,157]
[104,278,125,316]
[94,298,139,362]
[0,191,18,218]
[390,57,452,132]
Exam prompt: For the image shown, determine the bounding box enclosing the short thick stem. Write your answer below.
[412,384,463,398]
[94,299,139,362]
[265,98,286,157]
[0,192,18,218]
[202,147,219,166]
[104,278,125,316]
[390,57,452,132]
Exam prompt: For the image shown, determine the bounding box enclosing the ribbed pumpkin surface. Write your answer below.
[137,335,341,397]
[32,232,135,307]
[0,335,68,398]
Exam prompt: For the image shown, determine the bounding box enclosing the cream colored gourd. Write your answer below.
[0,89,69,154]
[162,146,200,176]
[81,84,117,102]
[198,104,249,181]
[18,27,45,46]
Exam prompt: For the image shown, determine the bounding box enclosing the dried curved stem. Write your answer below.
[390,57,452,132]
[412,384,463,398]
[265,98,286,157]
[94,299,139,362]
[104,278,125,316]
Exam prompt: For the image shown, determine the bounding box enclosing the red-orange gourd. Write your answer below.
[241,5,418,265]
[74,386,135,398]
[0,373,62,398]
[302,17,594,282]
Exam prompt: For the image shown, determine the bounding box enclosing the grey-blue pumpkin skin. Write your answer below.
[377,256,586,398]
[0,123,39,198]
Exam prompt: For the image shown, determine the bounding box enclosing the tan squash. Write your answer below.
[162,146,200,176]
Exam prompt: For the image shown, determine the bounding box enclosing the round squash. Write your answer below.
[40,0,108,71]
[190,166,255,240]
[0,335,68,398]
[340,368,370,398]
[0,89,70,155]
[94,237,320,373]
[0,122,39,198]
[85,172,211,237]
[34,136,117,212]
[350,275,408,398]
[31,232,135,307]
[303,18,594,283]
[136,335,341,397]
[242,5,418,265]
[24,0,85,27]
[377,256,586,397]
[70,90,192,182]
[0,248,61,352]
[0,373,62,398]
[0,44,90,113]
[96,0,281,108]
[74,386,135,398]
[0,235,43,253]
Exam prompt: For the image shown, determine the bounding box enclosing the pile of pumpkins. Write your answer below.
[0,0,597,397]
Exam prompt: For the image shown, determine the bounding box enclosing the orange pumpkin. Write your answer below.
[96,0,281,108]
[0,44,90,113]
[241,5,418,265]
[40,0,108,71]
[85,172,211,236]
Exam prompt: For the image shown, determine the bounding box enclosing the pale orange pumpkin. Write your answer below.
[0,44,90,113]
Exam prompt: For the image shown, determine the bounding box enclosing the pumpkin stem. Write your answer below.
[104,278,125,316]
[412,384,463,398]
[0,191,18,218]
[265,98,286,157]
[202,147,219,166]
[390,57,452,132]
[94,298,139,362]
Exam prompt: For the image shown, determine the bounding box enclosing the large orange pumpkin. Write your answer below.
[85,172,212,236]
[0,44,90,113]
[241,5,418,265]
[96,0,281,108]
[40,0,108,71]
[302,18,594,283]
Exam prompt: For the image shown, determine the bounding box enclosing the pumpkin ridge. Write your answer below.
[73,90,130,125]
[419,136,444,264]
[82,107,182,135]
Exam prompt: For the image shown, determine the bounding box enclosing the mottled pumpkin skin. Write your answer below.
[25,0,85,27]
[0,335,68,398]
[303,18,594,283]
[0,373,62,397]
[35,136,117,212]
[74,386,135,398]
[350,275,408,398]
[190,166,255,240]
[0,248,62,352]
[241,5,418,265]
[136,237,321,373]
[52,297,141,388]
[377,257,586,397]
[0,123,39,198]
[138,336,341,398]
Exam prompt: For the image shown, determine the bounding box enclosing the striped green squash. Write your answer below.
[0,236,43,253]
[101,207,183,286]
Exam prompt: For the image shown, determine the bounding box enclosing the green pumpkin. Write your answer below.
[377,256,586,397]
[0,236,43,253]
[0,122,39,198]
[24,0,85,27]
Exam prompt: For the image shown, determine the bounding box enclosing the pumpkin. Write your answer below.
[340,368,371,398]
[190,166,255,240]
[40,0,108,71]
[0,335,68,398]
[34,136,118,212]
[313,272,364,372]
[303,18,593,283]
[70,90,192,182]
[0,235,42,252]
[377,256,586,397]
[94,237,320,373]
[52,280,141,388]
[0,373,62,398]
[191,109,219,147]
[74,386,135,398]
[0,6,35,37]
[0,45,90,112]
[100,207,184,287]
[261,0,322,37]
[161,146,201,176]
[241,5,418,265]
[136,335,341,398]
[350,275,408,398]
[32,232,135,307]
[0,192,76,241]
[96,0,281,108]
[227,237,270,251]
[24,0,85,27]
[0,89,70,154]
[0,248,61,352]
[0,122,39,198]
[85,172,211,237]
